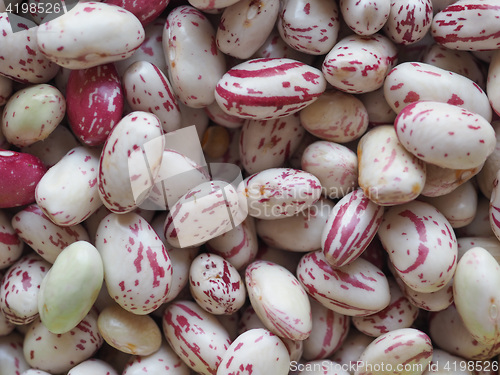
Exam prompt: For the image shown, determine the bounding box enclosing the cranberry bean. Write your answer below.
[240,114,305,174]
[458,195,495,237]
[0,307,14,336]
[103,0,169,26]
[215,57,326,120]
[331,330,374,374]
[67,358,119,375]
[217,328,291,375]
[322,188,384,268]
[162,300,232,375]
[431,0,500,51]
[358,87,397,127]
[383,62,493,121]
[298,359,351,375]
[245,260,312,340]
[0,332,30,374]
[0,150,47,208]
[0,254,50,325]
[421,162,482,197]
[477,121,500,199]
[340,0,391,36]
[457,237,500,262]
[189,253,246,315]
[66,63,123,146]
[163,5,226,108]
[36,2,145,69]
[297,250,391,316]
[488,51,500,116]
[422,349,472,375]
[253,28,316,64]
[278,0,340,55]
[0,75,12,106]
[188,0,241,11]
[123,61,182,133]
[95,212,173,314]
[255,244,304,274]
[383,0,433,45]
[299,90,369,143]
[378,200,457,293]
[0,210,23,269]
[301,141,358,199]
[357,125,426,206]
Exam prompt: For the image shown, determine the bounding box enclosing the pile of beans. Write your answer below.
[1,0,500,374]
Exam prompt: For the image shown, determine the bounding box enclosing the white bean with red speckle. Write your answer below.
[216,328,290,375]
[395,100,496,170]
[23,310,103,374]
[383,0,433,45]
[278,0,340,55]
[0,332,30,374]
[188,0,241,11]
[352,278,419,337]
[457,236,500,262]
[123,61,182,133]
[453,247,500,346]
[216,0,279,59]
[431,0,500,51]
[215,57,326,120]
[421,162,482,197]
[358,88,397,127]
[301,141,358,199]
[122,340,190,375]
[20,370,52,375]
[204,100,245,129]
[36,2,145,69]
[340,0,391,36]
[35,147,102,227]
[423,349,472,375]
[95,212,173,315]
[331,330,374,374]
[239,113,305,174]
[378,200,457,293]
[477,121,500,199]
[322,34,397,94]
[257,198,334,252]
[299,90,369,143]
[163,5,226,108]
[12,204,90,264]
[322,188,384,269]
[189,253,246,315]
[297,250,391,316]
[253,28,316,64]
[162,300,232,375]
[67,358,118,375]
[383,62,493,121]
[489,169,500,242]
[0,254,50,325]
[354,328,433,375]
[302,298,350,361]
[357,125,426,206]
[245,260,312,340]
[488,51,500,116]
[98,111,163,214]
[0,14,59,84]
[239,167,322,220]
[0,75,12,106]
[0,210,23,269]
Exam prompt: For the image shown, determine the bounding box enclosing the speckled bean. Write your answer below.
[0,332,29,374]
[383,62,493,121]
[488,51,500,117]
[67,358,119,375]
[11,204,90,263]
[204,101,245,129]
[331,330,374,374]
[239,113,305,174]
[477,121,500,199]
[322,34,397,94]
[421,162,482,197]
[188,0,241,11]
[217,0,279,59]
[245,260,312,340]
[340,0,391,36]
[299,90,369,143]
[239,167,322,220]
[301,141,358,199]
[189,253,246,315]
[383,0,433,45]
[378,200,457,293]
[36,2,145,69]
[104,0,169,26]
[163,5,226,107]
[217,328,290,375]
[215,57,326,120]
[0,253,50,325]
[278,0,339,55]
[95,212,173,314]
[35,146,102,226]
[490,169,500,241]
[395,100,496,169]
[322,188,384,268]
[297,250,391,316]
[422,349,472,375]
[0,210,23,269]
[357,125,426,206]
[457,236,500,262]
[162,300,232,375]
[123,61,181,133]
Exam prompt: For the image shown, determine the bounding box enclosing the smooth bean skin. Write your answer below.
[97,304,162,356]
[162,300,232,375]
[355,328,433,375]
[395,101,496,169]
[477,121,500,199]
[490,169,500,242]
[217,328,290,375]
[422,349,472,375]
[0,332,30,374]
[357,125,426,206]
[36,2,145,69]
[104,0,169,26]
[297,250,391,316]
[0,209,23,269]
[331,330,374,374]
[67,358,118,375]
[421,162,482,197]
[457,236,500,262]
[488,51,500,117]
[38,241,103,334]
[383,0,433,45]
[378,200,457,293]
[245,260,312,341]
[340,0,391,36]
